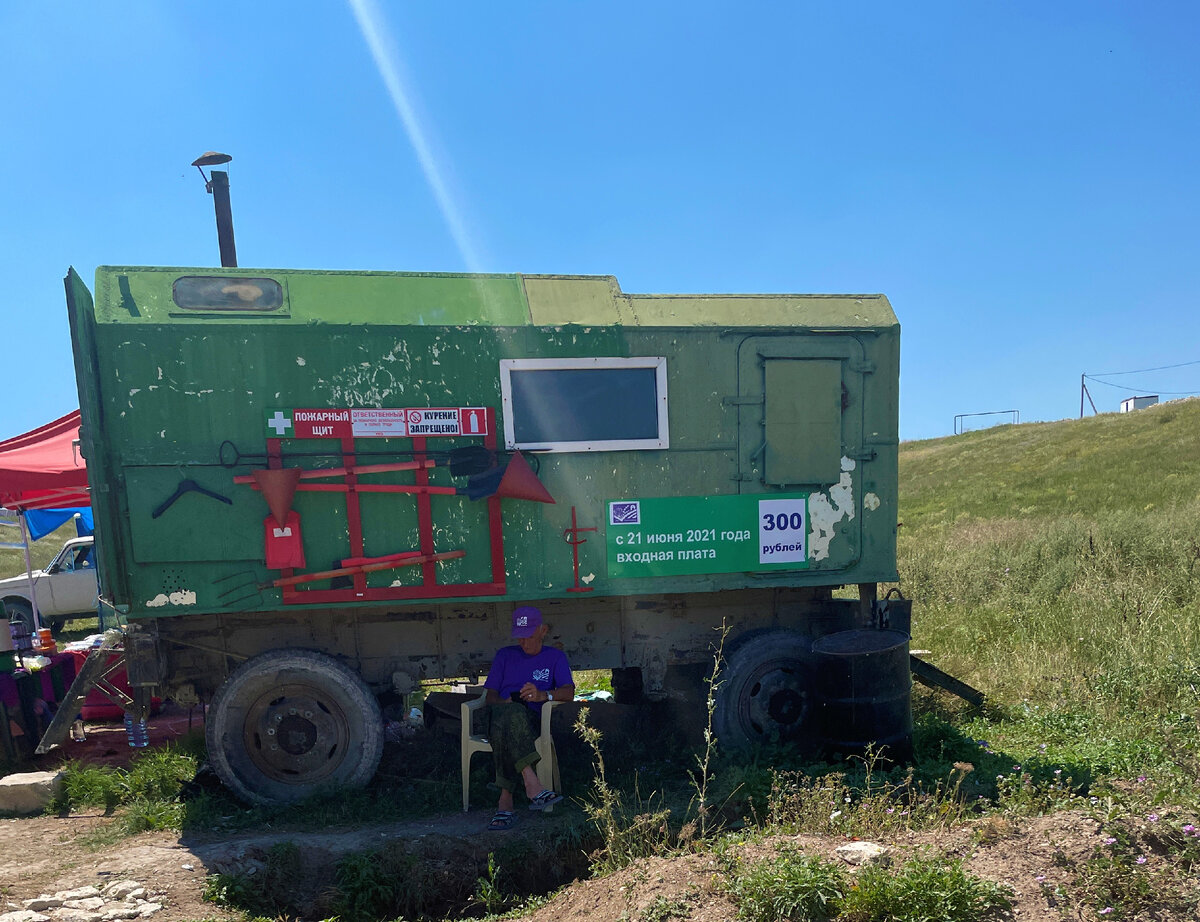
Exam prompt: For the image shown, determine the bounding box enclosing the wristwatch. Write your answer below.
[545,688,554,702]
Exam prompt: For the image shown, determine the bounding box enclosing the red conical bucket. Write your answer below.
[252,467,303,524]
[496,452,555,504]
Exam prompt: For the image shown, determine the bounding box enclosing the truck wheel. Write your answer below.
[714,631,818,750]
[49,617,67,634]
[4,600,34,633]
[206,649,384,805]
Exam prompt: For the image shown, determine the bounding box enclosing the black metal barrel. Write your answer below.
[812,628,913,763]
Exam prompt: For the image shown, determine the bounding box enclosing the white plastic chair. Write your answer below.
[461,691,562,812]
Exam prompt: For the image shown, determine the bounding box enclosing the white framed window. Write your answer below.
[499,357,669,452]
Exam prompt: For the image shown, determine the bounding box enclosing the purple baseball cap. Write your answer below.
[511,605,543,637]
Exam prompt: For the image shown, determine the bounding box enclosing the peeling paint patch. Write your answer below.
[581,573,595,584]
[809,456,857,561]
[129,388,141,397]
[145,590,197,608]
[864,492,880,511]
[296,356,306,366]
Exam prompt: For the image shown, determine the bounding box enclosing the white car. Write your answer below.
[0,535,98,633]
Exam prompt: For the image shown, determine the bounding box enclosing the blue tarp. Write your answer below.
[24,507,94,541]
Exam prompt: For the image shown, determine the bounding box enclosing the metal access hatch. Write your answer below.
[736,334,872,571]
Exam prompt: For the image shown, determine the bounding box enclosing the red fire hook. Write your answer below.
[562,505,597,593]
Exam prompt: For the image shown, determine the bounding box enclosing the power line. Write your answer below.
[1088,358,1200,377]
[1083,375,1200,396]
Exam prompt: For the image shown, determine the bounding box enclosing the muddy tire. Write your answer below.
[206,649,383,805]
[713,630,819,750]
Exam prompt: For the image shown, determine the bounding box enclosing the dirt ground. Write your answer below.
[4,804,1186,922]
[2,715,1195,921]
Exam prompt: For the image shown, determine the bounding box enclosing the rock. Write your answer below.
[100,905,143,921]
[53,888,101,903]
[136,904,163,917]
[100,883,142,901]
[63,898,106,911]
[19,900,60,912]
[0,911,51,922]
[0,772,63,816]
[835,842,893,867]
[55,910,102,922]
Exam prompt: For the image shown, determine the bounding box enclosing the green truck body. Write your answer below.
[66,265,904,803]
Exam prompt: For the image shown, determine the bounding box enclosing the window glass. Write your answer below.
[501,358,668,452]
[172,276,284,311]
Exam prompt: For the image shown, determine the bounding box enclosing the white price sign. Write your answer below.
[758,498,807,565]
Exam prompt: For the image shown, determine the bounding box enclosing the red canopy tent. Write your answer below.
[0,411,89,511]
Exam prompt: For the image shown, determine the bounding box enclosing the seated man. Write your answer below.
[482,605,573,830]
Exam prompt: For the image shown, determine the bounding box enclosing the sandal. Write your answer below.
[487,810,517,831]
[528,789,564,811]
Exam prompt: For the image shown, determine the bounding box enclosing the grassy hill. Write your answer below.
[900,399,1200,790]
[0,520,81,578]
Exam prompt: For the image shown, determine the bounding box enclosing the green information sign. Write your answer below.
[606,493,810,578]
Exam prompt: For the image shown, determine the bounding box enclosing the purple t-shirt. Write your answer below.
[484,645,573,711]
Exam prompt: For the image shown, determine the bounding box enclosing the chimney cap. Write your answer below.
[192,151,233,167]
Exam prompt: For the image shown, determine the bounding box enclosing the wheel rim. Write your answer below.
[242,682,352,784]
[731,659,810,742]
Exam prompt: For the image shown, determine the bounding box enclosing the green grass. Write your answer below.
[49,741,202,840]
[726,849,848,921]
[838,856,1013,922]
[723,850,1013,922]
[0,520,79,578]
[898,400,1200,797]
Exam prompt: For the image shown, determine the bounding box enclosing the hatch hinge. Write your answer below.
[849,360,876,374]
[846,447,877,462]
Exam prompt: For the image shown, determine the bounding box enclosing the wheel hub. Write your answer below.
[275,713,318,756]
[766,686,805,726]
[739,664,809,740]
[243,684,350,783]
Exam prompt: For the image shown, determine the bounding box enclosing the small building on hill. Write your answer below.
[1120,395,1159,413]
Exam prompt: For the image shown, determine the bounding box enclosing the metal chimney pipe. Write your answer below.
[191,152,238,268]
[209,170,238,268]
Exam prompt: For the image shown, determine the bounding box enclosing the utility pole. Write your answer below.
[1080,375,1097,417]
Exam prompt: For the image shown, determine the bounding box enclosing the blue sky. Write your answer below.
[2,1,1197,442]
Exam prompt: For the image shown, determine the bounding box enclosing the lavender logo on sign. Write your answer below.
[610,501,640,525]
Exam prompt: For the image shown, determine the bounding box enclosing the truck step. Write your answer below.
[34,631,130,755]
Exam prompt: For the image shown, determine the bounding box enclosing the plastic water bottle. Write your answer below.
[124,713,149,748]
